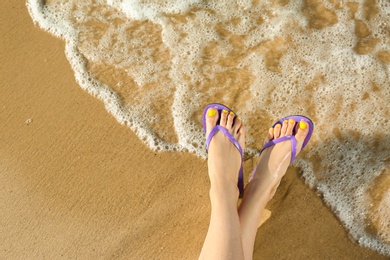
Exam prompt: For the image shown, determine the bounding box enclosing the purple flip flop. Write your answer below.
[202,103,244,197]
[258,115,314,165]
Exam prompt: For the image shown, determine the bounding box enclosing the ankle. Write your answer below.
[209,180,239,205]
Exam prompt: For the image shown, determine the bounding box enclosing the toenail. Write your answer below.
[222,109,228,114]
[229,111,234,115]
[207,109,217,117]
[289,119,295,123]
[299,121,307,130]
[269,128,273,133]
[275,124,281,128]
[284,120,288,123]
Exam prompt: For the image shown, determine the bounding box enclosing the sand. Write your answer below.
[0,1,387,259]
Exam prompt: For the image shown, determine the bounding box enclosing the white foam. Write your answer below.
[108,0,202,21]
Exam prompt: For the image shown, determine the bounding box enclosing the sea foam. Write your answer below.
[27,0,390,255]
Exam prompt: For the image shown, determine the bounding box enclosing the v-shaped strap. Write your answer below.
[206,125,243,156]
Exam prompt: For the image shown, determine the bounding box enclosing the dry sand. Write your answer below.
[0,1,386,259]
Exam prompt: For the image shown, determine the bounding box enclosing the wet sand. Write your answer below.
[0,2,386,259]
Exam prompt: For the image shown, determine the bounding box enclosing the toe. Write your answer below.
[226,111,235,129]
[220,109,228,127]
[294,120,309,153]
[286,118,295,135]
[281,120,288,136]
[237,124,246,151]
[205,107,219,139]
[274,123,282,138]
[263,127,274,145]
[233,117,242,133]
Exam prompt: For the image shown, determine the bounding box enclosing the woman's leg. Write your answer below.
[199,107,246,260]
[238,119,310,259]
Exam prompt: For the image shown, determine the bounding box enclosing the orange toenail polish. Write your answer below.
[207,109,217,117]
[289,119,295,123]
[222,109,228,114]
[299,121,307,130]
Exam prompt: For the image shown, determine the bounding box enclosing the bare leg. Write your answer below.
[238,119,310,259]
[199,107,246,260]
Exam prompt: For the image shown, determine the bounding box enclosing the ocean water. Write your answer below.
[27,0,389,255]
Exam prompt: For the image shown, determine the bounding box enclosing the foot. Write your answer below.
[205,107,246,201]
[237,118,310,259]
[250,118,310,201]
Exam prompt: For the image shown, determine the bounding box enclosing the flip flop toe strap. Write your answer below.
[206,125,243,155]
[259,135,297,165]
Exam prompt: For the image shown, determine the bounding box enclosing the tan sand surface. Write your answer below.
[0,1,386,259]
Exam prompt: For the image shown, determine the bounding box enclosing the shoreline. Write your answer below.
[0,2,386,259]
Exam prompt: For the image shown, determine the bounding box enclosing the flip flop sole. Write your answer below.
[249,115,314,181]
